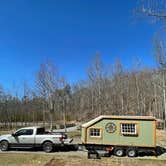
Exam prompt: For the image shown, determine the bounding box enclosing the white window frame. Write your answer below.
[121,123,137,135]
[89,128,101,138]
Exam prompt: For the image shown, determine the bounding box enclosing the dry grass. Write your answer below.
[67,130,81,137]
[45,156,166,166]
[0,153,165,166]
[156,130,166,147]
[0,130,12,135]
[0,153,53,166]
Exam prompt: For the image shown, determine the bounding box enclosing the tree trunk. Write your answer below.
[162,71,166,130]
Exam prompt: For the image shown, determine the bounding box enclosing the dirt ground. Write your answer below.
[45,155,166,166]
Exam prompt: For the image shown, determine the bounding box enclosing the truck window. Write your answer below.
[121,123,137,135]
[89,128,101,137]
[36,128,45,135]
[15,129,33,136]
[25,129,33,135]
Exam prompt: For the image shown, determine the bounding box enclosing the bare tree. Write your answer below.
[88,54,106,116]
[154,37,166,129]
[135,0,166,21]
[36,61,60,131]
[135,0,166,129]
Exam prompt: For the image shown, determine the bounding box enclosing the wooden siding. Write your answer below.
[81,116,156,148]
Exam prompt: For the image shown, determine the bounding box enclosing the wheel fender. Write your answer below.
[41,140,53,145]
[0,139,9,144]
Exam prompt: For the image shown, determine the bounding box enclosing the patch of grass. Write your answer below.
[156,130,166,147]
[0,153,53,166]
[0,130,12,135]
[67,130,81,137]
[138,157,166,162]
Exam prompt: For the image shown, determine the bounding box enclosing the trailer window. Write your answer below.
[121,123,137,135]
[89,128,101,137]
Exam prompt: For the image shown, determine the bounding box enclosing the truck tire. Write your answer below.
[42,141,53,153]
[0,140,9,151]
[114,147,124,157]
[127,148,137,157]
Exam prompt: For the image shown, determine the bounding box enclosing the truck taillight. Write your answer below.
[59,135,65,142]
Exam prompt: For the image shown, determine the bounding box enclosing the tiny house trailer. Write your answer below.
[81,115,156,158]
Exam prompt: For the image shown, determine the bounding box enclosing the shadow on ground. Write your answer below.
[154,146,166,156]
[54,145,78,152]
[138,146,166,157]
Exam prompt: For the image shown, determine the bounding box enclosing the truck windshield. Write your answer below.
[36,128,45,135]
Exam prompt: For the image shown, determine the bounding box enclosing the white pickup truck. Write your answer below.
[0,126,73,152]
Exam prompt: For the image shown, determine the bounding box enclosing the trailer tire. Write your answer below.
[127,148,137,157]
[114,147,124,157]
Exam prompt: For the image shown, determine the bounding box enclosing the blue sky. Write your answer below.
[0,0,161,93]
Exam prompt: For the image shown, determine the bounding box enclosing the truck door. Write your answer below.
[11,129,34,148]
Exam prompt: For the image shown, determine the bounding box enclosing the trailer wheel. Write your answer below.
[114,147,124,157]
[127,148,137,157]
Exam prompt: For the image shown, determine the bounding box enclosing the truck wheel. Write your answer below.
[0,140,9,151]
[42,141,53,153]
[114,147,124,157]
[127,148,137,157]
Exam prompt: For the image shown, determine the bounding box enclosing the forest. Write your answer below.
[0,55,165,129]
[0,0,166,130]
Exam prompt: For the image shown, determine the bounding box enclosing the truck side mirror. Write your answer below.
[12,132,19,137]
[12,133,16,137]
